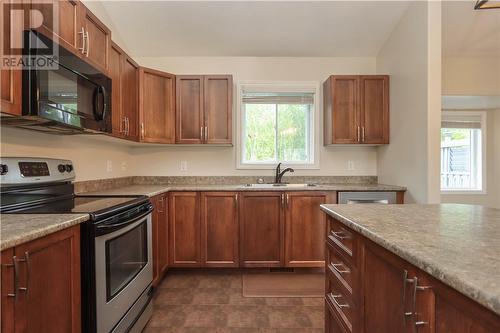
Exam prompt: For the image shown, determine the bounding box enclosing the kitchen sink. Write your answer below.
[242,183,317,188]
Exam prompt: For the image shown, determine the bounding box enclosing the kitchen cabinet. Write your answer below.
[239,192,284,267]
[201,192,239,267]
[284,191,336,267]
[176,75,233,144]
[152,194,168,287]
[108,42,139,140]
[324,216,500,333]
[169,192,202,267]
[0,1,22,116]
[1,226,81,333]
[139,67,176,143]
[78,3,111,73]
[30,0,81,56]
[324,75,389,145]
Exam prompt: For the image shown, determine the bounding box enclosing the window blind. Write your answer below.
[441,115,482,129]
[242,92,314,105]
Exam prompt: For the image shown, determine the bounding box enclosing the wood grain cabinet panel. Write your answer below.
[121,55,140,140]
[239,192,284,267]
[204,75,233,144]
[176,76,204,144]
[169,192,201,266]
[324,75,389,145]
[0,226,81,333]
[108,42,123,137]
[79,4,110,73]
[284,191,336,267]
[152,194,169,286]
[139,67,176,143]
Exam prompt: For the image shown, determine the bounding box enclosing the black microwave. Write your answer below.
[4,30,111,134]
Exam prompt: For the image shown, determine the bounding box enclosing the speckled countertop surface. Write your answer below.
[80,183,406,197]
[320,204,500,316]
[0,214,89,251]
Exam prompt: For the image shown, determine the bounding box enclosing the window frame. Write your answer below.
[440,110,487,195]
[236,81,320,170]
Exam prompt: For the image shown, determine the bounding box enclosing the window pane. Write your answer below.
[277,104,309,162]
[244,104,276,162]
[440,127,481,190]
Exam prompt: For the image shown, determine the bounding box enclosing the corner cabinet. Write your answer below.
[324,216,500,333]
[176,75,233,145]
[324,75,389,145]
[139,67,176,143]
[1,226,81,333]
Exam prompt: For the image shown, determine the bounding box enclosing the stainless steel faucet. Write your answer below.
[274,163,294,184]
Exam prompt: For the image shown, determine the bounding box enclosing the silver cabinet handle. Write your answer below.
[140,122,145,139]
[281,193,285,207]
[362,127,365,142]
[357,126,360,142]
[331,230,351,240]
[125,117,129,136]
[6,256,18,300]
[402,270,416,322]
[205,126,208,142]
[329,293,349,308]
[234,193,239,210]
[330,262,350,274]
[200,127,204,141]
[17,252,30,298]
[85,30,90,57]
[285,194,289,208]
[78,27,86,54]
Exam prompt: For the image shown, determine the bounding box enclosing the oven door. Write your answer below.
[94,212,153,333]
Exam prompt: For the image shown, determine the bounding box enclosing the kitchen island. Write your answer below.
[320,204,500,333]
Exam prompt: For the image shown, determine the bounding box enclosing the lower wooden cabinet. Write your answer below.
[152,193,168,286]
[285,191,336,267]
[324,216,500,333]
[1,226,81,333]
[201,192,239,267]
[239,192,284,267]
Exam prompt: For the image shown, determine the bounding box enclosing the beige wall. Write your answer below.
[376,1,442,204]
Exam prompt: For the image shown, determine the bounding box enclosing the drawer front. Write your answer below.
[326,299,349,333]
[327,217,357,260]
[326,274,354,332]
[327,245,354,294]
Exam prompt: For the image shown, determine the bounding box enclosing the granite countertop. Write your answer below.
[80,183,406,197]
[0,214,89,251]
[320,204,500,316]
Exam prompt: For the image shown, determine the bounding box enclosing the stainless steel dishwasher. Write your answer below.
[338,192,397,204]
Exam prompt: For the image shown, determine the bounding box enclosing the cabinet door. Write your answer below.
[169,192,201,267]
[363,241,413,333]
[239,192,284,267]
[324,76,359,144]
[0,1,22,115]
[109,42,123,137]
[201,192,239,267]
[80,6,110,73]
[158,194,169,276]
[139,68,176,143]
[31,0,81,55]
[359,75,389,144]
[1,248,15,332]
[121,55,140,140]
[176,75,204,144]
[285,192,335,267]
[204,75,233,144]
[151,195,160,286]
[14,226,80,333]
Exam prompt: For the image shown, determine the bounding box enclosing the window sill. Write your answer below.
[237,163,320,170]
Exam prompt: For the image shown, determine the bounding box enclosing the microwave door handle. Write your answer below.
[93,85,106,120]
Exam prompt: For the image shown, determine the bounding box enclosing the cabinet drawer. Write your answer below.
[327,217,357,259]
[327,245,354,294]
[326,284,354,332]
[326,298,349,333]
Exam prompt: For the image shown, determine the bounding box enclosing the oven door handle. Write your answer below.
[95,206,153,235]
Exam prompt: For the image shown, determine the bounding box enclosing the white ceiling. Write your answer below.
[98,1,410,57]
[442,0,500,57]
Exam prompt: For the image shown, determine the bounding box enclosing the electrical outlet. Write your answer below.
[347,160,355,171]
[106,160,113,172]
[180,161,188,172]
[121,161,127,171]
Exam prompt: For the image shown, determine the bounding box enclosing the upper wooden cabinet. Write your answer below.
[139,67,176,143]
[176,75,233,145]
[324,75,389,145]
[78,3,110,73]
[1,226,81,333]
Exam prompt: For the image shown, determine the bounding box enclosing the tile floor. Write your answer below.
[144,269,325,333]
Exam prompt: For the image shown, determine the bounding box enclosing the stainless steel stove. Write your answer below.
[0,157,154,333]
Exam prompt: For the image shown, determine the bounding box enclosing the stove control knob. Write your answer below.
[65,164,73,172]
[58,164,66,173]
[0,164,8,175]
